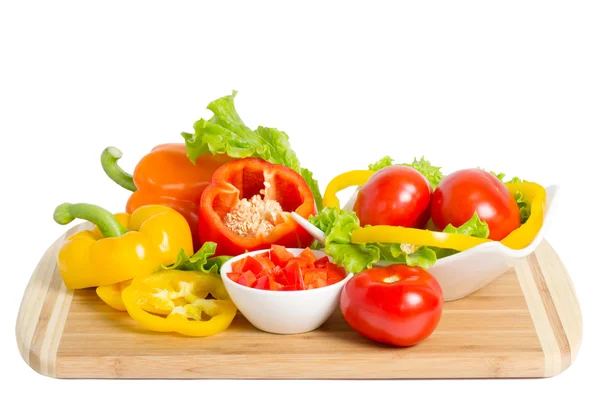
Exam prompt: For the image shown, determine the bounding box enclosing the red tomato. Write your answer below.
[430,168,520,240]
[353,166,431,228]
[340,265,443,347]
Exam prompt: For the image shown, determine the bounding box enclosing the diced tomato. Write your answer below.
[314,256,329,269]
[270,265,288,286]
[326,276,344,285]
[238,270,257,287]
[231,258,246,273]
[326,262,347,282]
[308,277,327,289]
[242,256,268,275]
[231,247,347,291]
[303,268,327,287]
[298,248,318,266]
[227,272,241,283]
[268,275,284,291]
[283,261,304,290]
[286,257,312,269]
[270,245,294,267]
[231,256,265,275]
[252,275,270,290]
[255,254,276,270]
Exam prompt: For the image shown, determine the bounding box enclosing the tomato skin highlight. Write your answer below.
[430,168,521,240]
[340,265,443,347]
[353,165,431,229]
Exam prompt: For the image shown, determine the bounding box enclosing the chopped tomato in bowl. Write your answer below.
[226,245,347,291]
[220,246,352,334]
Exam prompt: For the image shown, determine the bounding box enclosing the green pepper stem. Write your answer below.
[101,147,137,192]
[54,203,128,238]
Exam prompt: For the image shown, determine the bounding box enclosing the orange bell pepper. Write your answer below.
[101,143,231,250]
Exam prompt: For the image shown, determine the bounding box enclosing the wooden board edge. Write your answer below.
[15,223,88,378]
[535,240,583,372]
[515,239,582,378]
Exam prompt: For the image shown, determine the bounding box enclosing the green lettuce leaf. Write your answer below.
[433,212,490,259]
[514,190,531,224]
[182,91,323,210]
[161,242,232,274]
[487,170,525,184]
[368,156,394,171]
[442,212,489,238]
[368,156,444,188]
[308,207,437,273]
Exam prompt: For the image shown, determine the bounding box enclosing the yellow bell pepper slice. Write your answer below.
[323,170,546,252]
[500,182,546,250]
[54,203,193,290]
[96,280,132,311]
[323,170,374,208]
[122,270,237,337]
[351,225,492,251]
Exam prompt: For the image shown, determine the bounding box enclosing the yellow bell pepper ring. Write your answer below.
[96,280,131,311]
[122,270,237,337]
[500,182,546,250]
[352,226,492,251]
[323,170,374,208]
[54,203,194,290]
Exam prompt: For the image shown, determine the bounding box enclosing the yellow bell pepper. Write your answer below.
[323,170,546,252]
[500,182,546,250]
[323,170,374,208]
[122,270,237,337]
[54,203,194,290]
[95,280,131,311]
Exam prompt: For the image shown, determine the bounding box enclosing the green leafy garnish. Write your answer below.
[368,156,444,188]
[310,207,492,271]
[308,207,437,273]
[162,242,232,274]
[514,190,531,224]
[182,91,323,210]
[442,212,489,239]
[434,212,490,259]
[368,156,394,171]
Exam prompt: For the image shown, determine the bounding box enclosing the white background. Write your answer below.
[1,1,598,415]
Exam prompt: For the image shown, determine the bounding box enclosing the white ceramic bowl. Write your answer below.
[220,248,353,334]
[340,185,560,301]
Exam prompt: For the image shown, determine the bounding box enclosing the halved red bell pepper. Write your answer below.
[198,158,316,256]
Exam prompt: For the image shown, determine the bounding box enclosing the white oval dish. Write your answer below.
[341,185,560,301]
[292,184,560,302]
[220,248,353,334]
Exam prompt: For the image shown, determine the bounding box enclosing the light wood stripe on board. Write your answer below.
[16,223,87,377]
[515,240,575,377]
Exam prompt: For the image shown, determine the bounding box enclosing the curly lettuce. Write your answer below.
[309,207,436,273]
[368,156,444,188]
[433,212,490,259]
[309,207,492,272]
[161,242,232,274]
[182,91,323,210]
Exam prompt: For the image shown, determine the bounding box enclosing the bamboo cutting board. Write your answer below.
[16,223,582,379]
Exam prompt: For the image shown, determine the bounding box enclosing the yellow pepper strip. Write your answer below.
[122,270,237,337]
[323,170,374,208]
[54,203,193,290]
[500,182,546,250]
[96,279,132,311]
[352,226,492,251]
